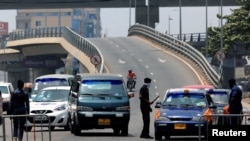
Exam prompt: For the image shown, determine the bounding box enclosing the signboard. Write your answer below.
[0,21,8,37]
[22,57,64,68]
[90,54,101,65]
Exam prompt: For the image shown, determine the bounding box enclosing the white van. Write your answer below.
[31,74,74,99]
[0,82,14,112]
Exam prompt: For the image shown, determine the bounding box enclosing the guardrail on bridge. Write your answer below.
[7,27,104,73]
[128,24,220,87]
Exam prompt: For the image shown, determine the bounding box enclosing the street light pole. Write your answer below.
[220,0,223,52]
[205,0,208,58]
[168,15,173,35]
[146,0,150,26]
[134,0,137,24]
[129,0,131,27]
[179,0,182,40]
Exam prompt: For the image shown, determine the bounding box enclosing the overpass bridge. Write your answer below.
[0,27,104,84]
[0,24,220,89]
[0,0,242,87]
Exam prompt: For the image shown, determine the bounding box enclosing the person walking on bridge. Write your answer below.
[9,80,30,141]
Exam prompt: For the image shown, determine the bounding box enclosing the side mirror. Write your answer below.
[155,102,162,108]
[128,92,134,98]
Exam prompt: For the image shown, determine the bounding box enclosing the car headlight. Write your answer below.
[116,106,130,111]
[77,106,93,111]
[192,116,207,122]
[156,116,170,121]
[54,105,66,111]
[2,97,9,102]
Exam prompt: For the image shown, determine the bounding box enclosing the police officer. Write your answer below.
[10,80,30,141]
[228,78,243,125]
[139,77,153,139]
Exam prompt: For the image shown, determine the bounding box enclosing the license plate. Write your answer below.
[34,115,48,121]
[98,119,110,125]
[174,123,186,129]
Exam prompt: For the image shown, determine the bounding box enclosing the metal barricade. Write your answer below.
[198,114,250,141]
[1,114,52,141]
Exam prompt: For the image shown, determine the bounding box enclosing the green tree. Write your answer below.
[204,0,250,57]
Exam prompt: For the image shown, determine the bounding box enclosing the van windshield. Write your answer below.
[80,80,126,96]
[33,78,69,94]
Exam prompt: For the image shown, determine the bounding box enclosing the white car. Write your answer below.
[25,86,70,131]
[0,82,14,112]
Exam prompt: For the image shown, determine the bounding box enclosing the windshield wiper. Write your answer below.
[180,104,194,107]
[163,104,177,107]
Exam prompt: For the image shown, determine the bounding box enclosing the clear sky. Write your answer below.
[0,6,239,37]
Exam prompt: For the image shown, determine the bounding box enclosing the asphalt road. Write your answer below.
[0,36,212,141]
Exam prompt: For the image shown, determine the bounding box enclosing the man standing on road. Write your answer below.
[10,80,30,141]
[228,78,243,125]
[139,77,154,139]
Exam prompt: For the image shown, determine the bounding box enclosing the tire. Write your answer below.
[64,118,70,131]
[113,128,120,135]
[155,131,162,141]
[121,125,128,136]
[74,125,81,136]
[48,126,55,131]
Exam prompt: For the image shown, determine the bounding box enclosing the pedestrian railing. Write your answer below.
[1,114,52,141]
[198,114,250,141]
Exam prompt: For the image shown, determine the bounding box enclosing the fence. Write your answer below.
[1,114,52,141]
[198,114,250,141]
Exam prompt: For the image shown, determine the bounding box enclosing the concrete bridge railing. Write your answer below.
[128,24,220,87]
[7,27,104,73]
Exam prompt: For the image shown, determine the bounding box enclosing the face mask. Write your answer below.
[146,83,151,88]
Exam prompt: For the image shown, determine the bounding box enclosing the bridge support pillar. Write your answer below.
[135,1,159,28]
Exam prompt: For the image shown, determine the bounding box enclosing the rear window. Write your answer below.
[80,80,126,96]
[207,91,229,104]
[163,92,207,107]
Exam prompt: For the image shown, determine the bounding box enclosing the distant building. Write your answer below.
[16,8,102,37]
[0,21,8,47]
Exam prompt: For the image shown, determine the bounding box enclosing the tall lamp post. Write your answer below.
[179,0,182,40]
[205,0,208,58]
[129,0,132,27]
[168,15,173,34]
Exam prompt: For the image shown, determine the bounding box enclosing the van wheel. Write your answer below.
[121,125,128,136]
[74,125,81,136]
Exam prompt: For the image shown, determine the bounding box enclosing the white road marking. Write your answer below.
[118,59,126,64]
[158,58,166,63]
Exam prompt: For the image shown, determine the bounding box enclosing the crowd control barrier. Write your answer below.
[0,114,52,141]
[198,114,250,141]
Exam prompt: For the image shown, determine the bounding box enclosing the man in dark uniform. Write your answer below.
[10,80,30,141]
[139,77,153,139]
[228,78,243,125]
